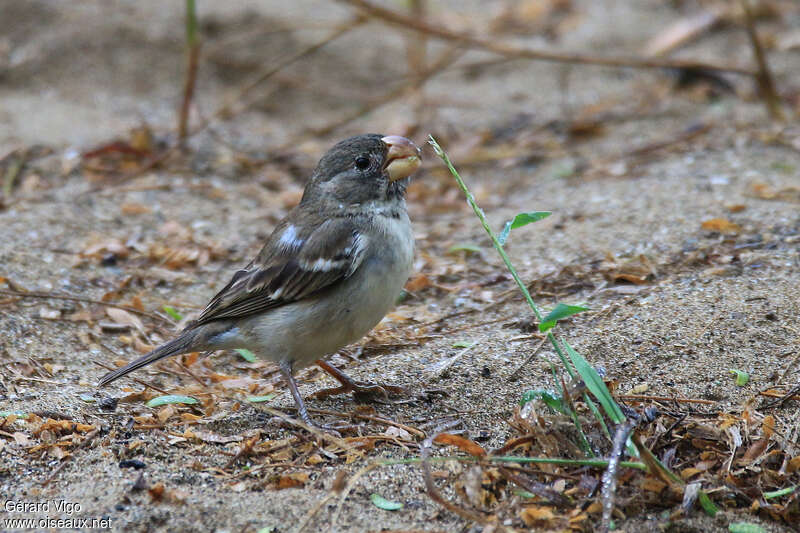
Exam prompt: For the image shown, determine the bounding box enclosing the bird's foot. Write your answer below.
[314,359,407,402]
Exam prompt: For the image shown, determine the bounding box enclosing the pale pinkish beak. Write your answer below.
[381,135,421,181]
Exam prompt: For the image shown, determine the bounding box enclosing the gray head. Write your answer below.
[300,134,421,208]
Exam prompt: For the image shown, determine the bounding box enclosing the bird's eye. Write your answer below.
[354,156,370,170]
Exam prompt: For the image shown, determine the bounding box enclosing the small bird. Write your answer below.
[99,134,422,428]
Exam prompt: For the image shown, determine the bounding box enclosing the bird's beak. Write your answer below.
[381,135,421,182]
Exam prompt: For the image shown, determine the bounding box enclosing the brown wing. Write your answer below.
[191,217,368,326]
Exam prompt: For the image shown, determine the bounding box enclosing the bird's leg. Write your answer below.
[312,360,406,401]
[279,359,316,427]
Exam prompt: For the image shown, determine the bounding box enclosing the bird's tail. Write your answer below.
[98,330,199,386]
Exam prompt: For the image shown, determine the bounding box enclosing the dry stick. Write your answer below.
[295,490,338,533]
[615,394,717,406]
[309,43,463,137]
[497,466,570,508]
[41,428,100,486]
[738,0,784,121]
[777,350,800,385]
[86,18,362,196]
[178,0,200,142]
[761,383,800,408]
[328,461,382,532]
[421,424,491,525]
[508,336,548,380]
[338,0,754,75]
[210,16,366,124]
[600,420,637,533]
[0,288,167,323]
[258,406,363,456]
[306,407,425,438]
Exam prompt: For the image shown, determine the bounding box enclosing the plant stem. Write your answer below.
[380,455,647,471]
[178,0,200,142]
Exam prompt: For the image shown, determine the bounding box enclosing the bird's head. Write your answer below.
[301,134,421,209]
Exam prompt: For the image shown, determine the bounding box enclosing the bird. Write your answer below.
[99,134,422,429]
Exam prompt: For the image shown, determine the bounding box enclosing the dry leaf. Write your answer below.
[106,308,146,336]
[13,432,32,446]
[644,7,724,56]
[640,477,667,492]
[272,472,309,490]
[433,433,486,457]
[405,274,432,292]
[120,202,152,215]
[741,436,770,465]
[701,218,741,234]
[519,506,556,526]
[192,431,243,444]
[383,426,413,440]
[748,182,800,202]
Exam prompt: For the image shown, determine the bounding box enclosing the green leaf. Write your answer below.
[564,341,625,424]
[520,389,567,414]
[698,489,718,517]
[370,493,403,511]
[447,243,481,254]
[146,395,198,408]
[246,394,277,403]
[729,369,749,386]
[497,211,551,245]
[0,411,28,419]
[452,341,474,348]
[728,523,765,533]
[163,306,183,321]
[235,348,257,363]
[764,485,796,499]
[538,303,588,332]
[256,528,275,533]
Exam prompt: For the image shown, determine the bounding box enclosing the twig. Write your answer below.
[210,16,365,124]
[738,0,784,120]
[624,122,712,159]
[600,420,637,533]
[508,336,547,380]
[309,43,462,137]
[338,0,754,75]
[178,0,201,142]
[305,408,425,438]
[778,350,800,385]
[761,383,800,408]
[0,288,168,323]
[615,394,717,405]
[421,422,490,524]
[258,406,364,456]
[84,17,362,197]
[79,144,179,196]
[497,466,570,507]
[41,428,100,486]
[329,461,382,531]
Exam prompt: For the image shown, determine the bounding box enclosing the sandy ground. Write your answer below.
[1,1,800,532]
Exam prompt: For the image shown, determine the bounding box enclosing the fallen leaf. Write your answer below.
[120,202,152,215]
[13,432,32,446]
[192,431,243,444]
[701,218,741,234]
[370,493,404,511]
[519,506,556,526]
[272,472,309,490]
[433,433,486,457]
[106,308,146,336]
